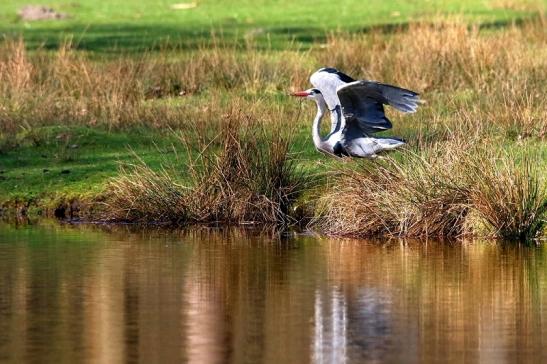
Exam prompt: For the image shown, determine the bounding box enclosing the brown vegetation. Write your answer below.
[469,152,546,240]
[0,16,545,238]
[316,142,546,240]
[0,38,309,133]
[1,18,545,138]
[104,116,307,226]
[311,18,546,241]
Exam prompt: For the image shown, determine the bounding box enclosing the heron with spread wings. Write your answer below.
[291,68,420,158]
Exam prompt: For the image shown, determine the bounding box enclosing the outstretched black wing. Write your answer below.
[336,80,420,135]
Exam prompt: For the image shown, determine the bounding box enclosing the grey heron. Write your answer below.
[291,68,420,158]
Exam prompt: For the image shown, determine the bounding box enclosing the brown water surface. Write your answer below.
[0,223,546,363]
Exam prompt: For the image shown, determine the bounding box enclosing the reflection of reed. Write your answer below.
[313,288,347,364]
[84,248,125,363]
[184,272,226,364]
[321,240,547,363]
[0,224,545,363]
[180,229,320,364]
[0,243,29,363]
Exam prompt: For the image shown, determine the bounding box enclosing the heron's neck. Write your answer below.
[312,100,327,148]
[330,105,344,133]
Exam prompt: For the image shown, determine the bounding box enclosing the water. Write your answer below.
[0,223,546,364]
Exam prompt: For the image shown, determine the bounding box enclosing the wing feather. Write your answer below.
[336,80,420,134]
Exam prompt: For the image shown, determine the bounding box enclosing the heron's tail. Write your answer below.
[375,137,405,150]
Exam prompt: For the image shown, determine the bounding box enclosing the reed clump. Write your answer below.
[104,162,191,224]
[316,142,471,238]
[316,142,546,241]
[468,154,546,241]
[104,115,307,226]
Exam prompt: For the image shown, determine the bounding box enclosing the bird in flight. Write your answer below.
[291,67,420,158]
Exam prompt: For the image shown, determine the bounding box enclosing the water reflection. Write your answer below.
[0,223,545,363]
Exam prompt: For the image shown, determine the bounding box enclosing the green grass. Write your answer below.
[0,121,337,207]
[0,0,544,51]
[0,118,333,219]
[0,126,187,204]
[0,1,545,233]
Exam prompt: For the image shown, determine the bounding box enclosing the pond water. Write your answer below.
[0,222,546,363]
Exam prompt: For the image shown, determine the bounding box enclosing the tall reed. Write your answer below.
[104,114,307,226]
[315,141,546,241]
[469,153,546,241]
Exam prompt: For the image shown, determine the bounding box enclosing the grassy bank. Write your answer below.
[0,5,546,239]
[316,142,546,240]
[1,0,544,51]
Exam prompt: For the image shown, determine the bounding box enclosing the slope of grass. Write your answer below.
[0,0,544,51]
[0,126,187,205]
[0,4,545,238]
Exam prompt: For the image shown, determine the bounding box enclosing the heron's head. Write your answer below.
[290,88,323,101]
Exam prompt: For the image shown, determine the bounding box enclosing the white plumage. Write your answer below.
[291,68,420,158]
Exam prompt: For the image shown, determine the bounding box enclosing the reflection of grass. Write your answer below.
[0,221,545,362]
[0,0,545,51]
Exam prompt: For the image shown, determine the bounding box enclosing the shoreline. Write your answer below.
[2,192,544,243]
[1,18,545,242]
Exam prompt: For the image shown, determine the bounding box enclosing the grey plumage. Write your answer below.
[337,80,420,135]
[310,67,355,111]
[292,68,421,158]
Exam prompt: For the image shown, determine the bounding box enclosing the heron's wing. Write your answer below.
[336,80,420,134]
[310,68,354,111]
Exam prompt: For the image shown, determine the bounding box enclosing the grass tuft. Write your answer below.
[104,116,307,226]
[316,141,546,241]
[469,153,546,241]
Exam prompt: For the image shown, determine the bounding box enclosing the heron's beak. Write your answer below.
[290,91,310,97]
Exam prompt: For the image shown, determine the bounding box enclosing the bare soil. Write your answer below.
[18,5,67,21]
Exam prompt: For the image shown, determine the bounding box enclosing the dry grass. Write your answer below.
[320,19,546,92]
[1,18,545,139]
[469,153,546,240]
[104,162,190,224]
[104,114,307,226]
[0,37,309,133]
[316,141,471,238]
[320,19,546,139]
[1,18,545,237]
[315,141,546,241]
